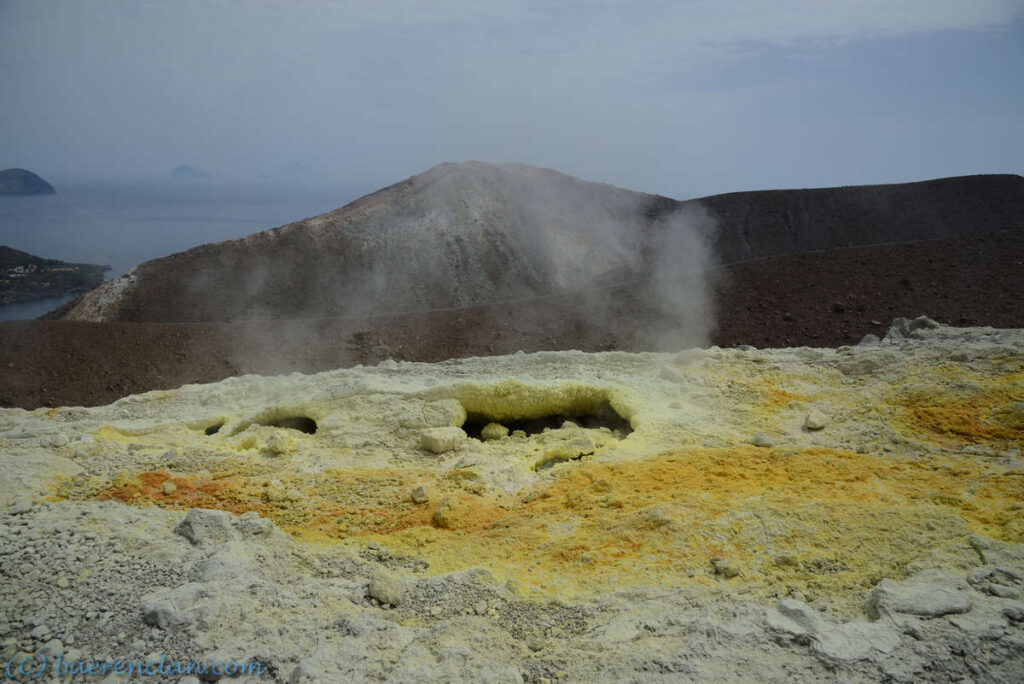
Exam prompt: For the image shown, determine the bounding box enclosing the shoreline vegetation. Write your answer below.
[0,246,108,306]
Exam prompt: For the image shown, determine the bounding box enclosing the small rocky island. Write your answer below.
[0,246,108,305]
[0,168,57,195]
[171,164,211,179]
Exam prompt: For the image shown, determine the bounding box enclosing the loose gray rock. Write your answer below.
[141,583,205,629]
[765,599,822,640]
[7,498,33,515]
[804,410,828,430]
[368,572,405,606]
[173,508,240,547]
[985,583,1021,599]
[751,433,774,448]
[411,485,430,504]
[197,541,258,581]
[40,638,63,657]
[813,621,901,662]
[1001,601,1024,623]
[882,315,939,346]
[947,611,1009,638]
[867,578,972,619]
[233,510,277,538]
[858,334,880,347]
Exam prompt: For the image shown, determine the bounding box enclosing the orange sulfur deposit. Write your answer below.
[83,444,1024,608]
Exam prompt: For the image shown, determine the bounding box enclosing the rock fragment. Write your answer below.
[141,584,205,629]
[265,431,292,455]
[804,410,828,430]
[882,315,940,346]
[420,427,466,453]
[711,557,741,578]
[968,566,1023,599]
[40,638,63,657]
[173,508,240,547]
[7,498,33,515]
[368,572,405,606]
[751,433,774,448]
[813,621,900,662]
[411,485,430,504]
[234,510,277,537]
[765,599,822,640]
[480,422,509,441]
[867,578,971,619]
[432,496,466,529]
[1002,601,1024,623]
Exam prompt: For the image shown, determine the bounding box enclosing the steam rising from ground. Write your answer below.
[646,203,719,350]
[323,161,722,351]
[60,161,720,352]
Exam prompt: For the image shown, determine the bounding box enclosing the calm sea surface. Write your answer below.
[0,181,367,320]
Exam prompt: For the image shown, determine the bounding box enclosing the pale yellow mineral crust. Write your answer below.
[4,322,1023,681]
[41,325,1024,610]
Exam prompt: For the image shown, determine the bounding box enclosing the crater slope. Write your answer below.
[53,164,1024,327]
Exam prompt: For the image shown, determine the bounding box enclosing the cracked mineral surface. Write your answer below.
[2,319,1023,682]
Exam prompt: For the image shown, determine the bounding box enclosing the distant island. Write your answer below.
[0,168,57,195]
[171,165,212,179]
[0,246,108,305]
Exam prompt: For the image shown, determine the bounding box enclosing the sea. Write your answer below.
[0,180,369,320]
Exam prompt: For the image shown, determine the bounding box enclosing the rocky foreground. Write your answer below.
[1,319,1023,682]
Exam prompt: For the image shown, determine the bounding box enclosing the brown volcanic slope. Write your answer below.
[3,166,1022,409]
[51,166,1024,325]
[703,173,1024,262]
[3,229,1022,409]
[53,162,684,323]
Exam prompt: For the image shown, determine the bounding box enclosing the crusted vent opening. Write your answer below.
[262,416,318,434]
[462,402,632,440]
[204,422,225,436]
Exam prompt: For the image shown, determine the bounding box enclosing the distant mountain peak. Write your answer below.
[171,165,212,179]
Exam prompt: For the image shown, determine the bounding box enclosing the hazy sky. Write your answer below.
[1,0,1022,198]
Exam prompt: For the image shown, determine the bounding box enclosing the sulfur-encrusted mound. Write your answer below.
[2,321,1023,681]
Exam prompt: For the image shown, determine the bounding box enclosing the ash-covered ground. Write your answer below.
[2,319,1023,682]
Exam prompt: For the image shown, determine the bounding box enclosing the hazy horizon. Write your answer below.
[1,1,1022,200]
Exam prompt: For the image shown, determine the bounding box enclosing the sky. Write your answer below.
[1,0,1022,199]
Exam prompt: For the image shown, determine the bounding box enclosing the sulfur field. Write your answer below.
[2,318,1023,682]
